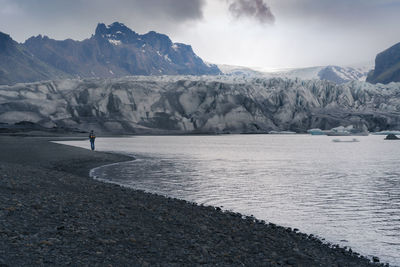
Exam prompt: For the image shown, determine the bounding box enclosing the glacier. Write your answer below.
[218,64,372,84]
[0,76,399,134]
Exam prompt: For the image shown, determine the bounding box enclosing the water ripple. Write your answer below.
[60,135,400,266]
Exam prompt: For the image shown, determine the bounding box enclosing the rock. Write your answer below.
[372,256,380,263]
[384,134,400,140]
[0,137,386,266]
[367,41,400,84]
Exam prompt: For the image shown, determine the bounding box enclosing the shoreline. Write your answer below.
[0,135,385,266]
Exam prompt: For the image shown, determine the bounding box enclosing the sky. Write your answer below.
[1,0,400,70]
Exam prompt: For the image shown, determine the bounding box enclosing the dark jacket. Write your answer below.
[89,133,96,141]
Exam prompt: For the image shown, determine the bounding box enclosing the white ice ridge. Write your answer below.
[0,76,399,133]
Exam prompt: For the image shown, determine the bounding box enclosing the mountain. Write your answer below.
[23,22,220,78]
[1,76,399,134]
[315,65,371,83]
[0,32,68,85]
[218,64,372,84]
[272,65,372,84]
[367,42,400,84]
[217,64,265,77]
[0,22,221,85]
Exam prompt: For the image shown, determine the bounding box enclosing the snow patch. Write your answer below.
[108,39,122,46]
[164,54,171,62]
[172,44,179,51]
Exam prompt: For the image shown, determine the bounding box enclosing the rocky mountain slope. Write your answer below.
[0,22,220,85]
[0,32,69,85]
[367,42,400,84]
[0,76,399,134]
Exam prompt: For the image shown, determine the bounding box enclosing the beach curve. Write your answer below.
[0,135,386,266]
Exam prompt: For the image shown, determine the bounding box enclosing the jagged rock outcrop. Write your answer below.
[1,76,399,134]
[367,42,400,84]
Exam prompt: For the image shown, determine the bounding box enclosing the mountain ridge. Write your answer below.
[217,63,372,84]
[0,32,69,85]
[0,22,221,85]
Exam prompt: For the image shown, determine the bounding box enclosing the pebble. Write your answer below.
[0,136,387,266]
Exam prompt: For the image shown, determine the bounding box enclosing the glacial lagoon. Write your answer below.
[57,135,400,265]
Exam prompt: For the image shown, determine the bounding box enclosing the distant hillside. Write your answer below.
[367,42,400,84]
[218,64,372,84]
[217,64,265,77]
[0,32,68,85]
[0,22,221,85]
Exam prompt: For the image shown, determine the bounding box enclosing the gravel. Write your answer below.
[0,136,386,266]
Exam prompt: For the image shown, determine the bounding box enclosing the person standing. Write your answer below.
[89,130,96,151]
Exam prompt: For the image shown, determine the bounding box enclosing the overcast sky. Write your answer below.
[1,0,400,69]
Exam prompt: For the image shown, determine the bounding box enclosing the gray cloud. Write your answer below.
[0,0,206,42]
[8,0,206,22]
[2,0,400,69]
[269,0,400,26]
[228,0,275,24]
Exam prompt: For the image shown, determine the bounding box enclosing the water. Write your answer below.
[57,135,400,265]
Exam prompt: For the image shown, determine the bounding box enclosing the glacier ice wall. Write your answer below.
[0,76,399,133]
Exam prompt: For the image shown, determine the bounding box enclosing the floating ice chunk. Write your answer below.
[269,131,296,134]
[307,128,326,135]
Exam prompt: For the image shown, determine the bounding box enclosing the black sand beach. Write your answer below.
[0,135,385,266]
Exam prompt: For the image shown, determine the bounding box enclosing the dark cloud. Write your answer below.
[228,0,275,24]
[2,0,400,68]
[7,0,206,22]
[0,0,206,41]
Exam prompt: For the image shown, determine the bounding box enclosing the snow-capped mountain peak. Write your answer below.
[95,22,140,44]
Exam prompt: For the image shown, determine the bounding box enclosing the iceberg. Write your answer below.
[325,125,368,136]
[307,128,326,135]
